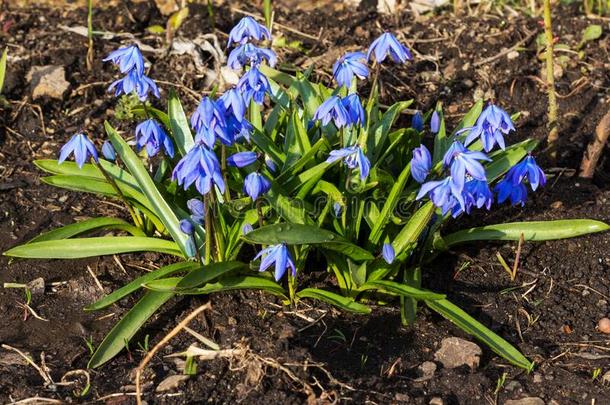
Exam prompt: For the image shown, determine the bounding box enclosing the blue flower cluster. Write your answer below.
[104,45,160,102]
[415,104,546,216]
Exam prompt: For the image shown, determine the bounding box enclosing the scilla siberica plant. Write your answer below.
[5,17,609,371]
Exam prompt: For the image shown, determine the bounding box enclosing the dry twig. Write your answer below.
[579,107,610,178]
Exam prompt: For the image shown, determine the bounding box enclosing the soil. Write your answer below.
[1,1,610,404]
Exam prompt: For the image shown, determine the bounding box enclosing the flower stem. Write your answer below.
[204,194,212,265]
[94,159,143,228]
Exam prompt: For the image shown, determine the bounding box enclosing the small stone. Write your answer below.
[156,374,189,392]
[377,0,400,13]
[507,50,520,60]
[415,361,437,381]
[601,371,610,385]
[504,397,544,405]
[429,397,443,405]
[434,337,482,369]
[550,201,563,209]
[532,373,543,383]
[27,66,70,100]
[27,277,45,295]
[154,0,179,15]
[597,318,610,334]
[394,393,410,402]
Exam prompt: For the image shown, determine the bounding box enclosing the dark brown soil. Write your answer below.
[1,1,610,403]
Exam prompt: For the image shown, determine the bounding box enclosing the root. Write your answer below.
[579,107,610,178]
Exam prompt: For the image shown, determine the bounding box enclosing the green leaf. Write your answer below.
[368,101,412,161]
[265,184,311,225]
[443,219,609,248]
[4,237,183,259]
[360,280,445,300]
[283,109,311,168]
[168,89,195,157]
[0,47,7,94]
[175,275,286,298]
[393,201,436,258]
[453,99,484,135]
[105,121,192,256]
[28,217,145,243]
[368,162,412,244]
[174,261,246,290]
[251,127,286,167]
[297,288,371,314]
[581,24,602,45]
[85,261,199,311]
[88,291,173,368]
[426,298,533,370]
[243,223,374,261]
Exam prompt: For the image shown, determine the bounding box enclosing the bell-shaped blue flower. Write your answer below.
[367,32,413,64]
[265,155,277,173]
[187,198,205,224]
[326,145,371,181]
[172,144,226,195]
[412,111,424,132]
[342,94,366,127]
[333,202,343,218]
[464,179,493,211]
[382,243,395,264]
[411,145,431,183]
[227,151,258,168]
[416,176,465,213]
[191,97,226,137]
[313,96,350,128]
[443,141,490,190]
[108,70,160,101]
[463,104,515,152]
[253,243,296,281]
[179,219,194,235]
[332,52,369,88]
[227,43,277,69]
[495,178,528,207]
[238,67,271,105]
[58,133,98,168]
[135,119,175,158]
[101,140,116,161]
[243,172,271,200]
[227,16,271,47]
[103,45,145,75]
[508,155,546,191]
[226,115,252,143]
[219,88,247,123]
[242,223,254,235]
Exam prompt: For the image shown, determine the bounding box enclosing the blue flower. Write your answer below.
[342,94,366,127]
[253,243,296,281]
[326,145,371,180]
[103,45,145,75]
[464,179,493,211]
[508,155,546,191]
[227,43,277,69]
[187,198,205,224]
[265,155,277,173]
[382,243,395,264]
[173,144,226,195]
[135,119,175,158]
[242,223,254,235]
[430,111,440,134]
[462,104,515,152]
[237,67,271,105]
[179,219,194,235]
[243,172,271,200]
[332,52,369,88]
[416,176,465,213]
[443,141,490,190]
[495,178,528,206]
[58,133,98,168]
[227,151,258,168]
[219,88,247,123]
[411,145,431,183]
[367,32,413,64]
[191,98,232,148]
[412,111,424,132]
[333,202,343,218]
[108,69,160,101]
[101,140,116,161]
[225,115,252,143]
[312,96,350,128]
[227,16,271,47]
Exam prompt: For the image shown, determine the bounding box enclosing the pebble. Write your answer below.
[504,397,544,405]
[505,380,522,391]
[532,373,543,383]
[415,361,437,381]
[601,370,610,385]
[597,317,610,334]
[27,277,45,296]
[156,374,189,392]
[27,65,70,100]
[507,50,520,60]
[429,397,443,405]
[434,337,482,369]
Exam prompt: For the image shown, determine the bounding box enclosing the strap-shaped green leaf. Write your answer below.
[443,219,609,248]
[85,261,199,311]
[28,217,145,243]
[0,47,7,94]
[243,223,374,261]
[393,201,436,257]
[297,288,371,314]
[368,100,412,161]
[168,89,195,157]
[105,121,191,256]
[88,291,174,368]
[4,236,183,259]
[155,275,287,298]
[360,279,445,300]
[426,298,533,370]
